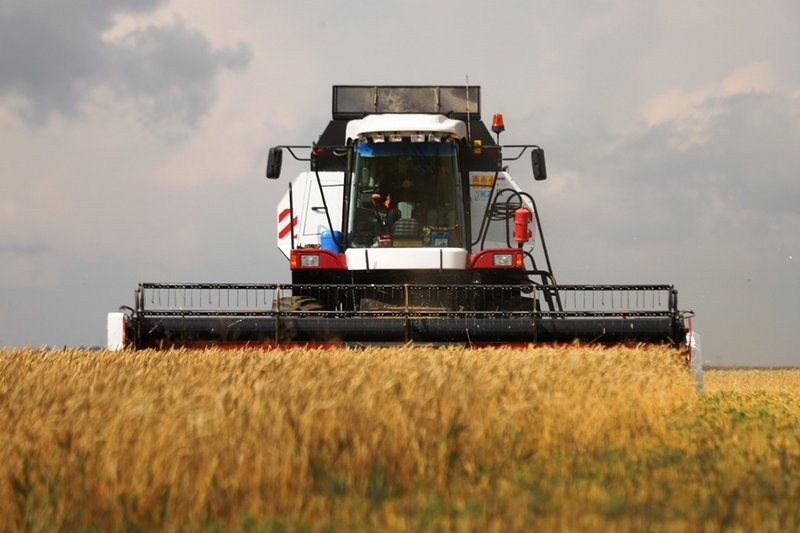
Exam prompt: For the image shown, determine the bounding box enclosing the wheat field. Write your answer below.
[1,346,798,531]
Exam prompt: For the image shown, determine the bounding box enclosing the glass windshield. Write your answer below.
[348,141,463,249]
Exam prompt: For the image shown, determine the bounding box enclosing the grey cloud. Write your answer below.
[533,89,799,365]
[109,20,252,129]
[0,1,250,126]
[0,242,48,255]
[546,90,800,249]
[684,93,800,215]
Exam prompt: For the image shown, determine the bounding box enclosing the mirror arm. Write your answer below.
[501,144,542,162]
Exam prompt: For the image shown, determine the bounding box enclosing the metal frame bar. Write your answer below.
[500,144,542,162]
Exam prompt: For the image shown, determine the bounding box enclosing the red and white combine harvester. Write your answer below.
[108,85,696,357]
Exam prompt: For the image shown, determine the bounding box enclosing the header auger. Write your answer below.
[109,85,693,352]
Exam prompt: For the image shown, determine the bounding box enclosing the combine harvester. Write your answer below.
[108,85,696,360]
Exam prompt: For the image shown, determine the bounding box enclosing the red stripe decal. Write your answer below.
[278,216,298,239]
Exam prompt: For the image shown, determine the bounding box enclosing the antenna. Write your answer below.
[465,75,472,142]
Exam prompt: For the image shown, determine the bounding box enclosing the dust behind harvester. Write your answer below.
[109,86,692,351]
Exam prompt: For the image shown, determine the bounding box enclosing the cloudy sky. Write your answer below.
[1,1,798,365]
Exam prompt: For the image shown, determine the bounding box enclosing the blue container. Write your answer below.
[320,230,343,253]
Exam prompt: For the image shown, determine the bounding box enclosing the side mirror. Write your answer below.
[531,147,547,181]
[266,147,283,179]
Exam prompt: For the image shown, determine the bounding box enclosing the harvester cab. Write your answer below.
[109,85,693,353]
[269,87,548,290]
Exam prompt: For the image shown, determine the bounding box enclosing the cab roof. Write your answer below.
[345,114,467,142]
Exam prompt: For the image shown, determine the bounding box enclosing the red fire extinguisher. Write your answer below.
[513,205,533,245]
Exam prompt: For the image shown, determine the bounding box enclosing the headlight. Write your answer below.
[493,253,513,267]
[300,254,320,267]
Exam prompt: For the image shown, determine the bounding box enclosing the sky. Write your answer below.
[1,1,798,366]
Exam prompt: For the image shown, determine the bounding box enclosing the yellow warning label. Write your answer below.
[471,174,496,187]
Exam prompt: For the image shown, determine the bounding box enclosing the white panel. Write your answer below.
[107,312,125,351]
[469,171,533,250]
[688,329,704,392]
[301,172,343,240]
[276,172,344,259]
[344,248,467,270]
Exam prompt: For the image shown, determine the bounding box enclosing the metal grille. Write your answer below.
[332,86,481,119]
[535,285,676,318]
[139,283,275,315]
[136,283,677,319]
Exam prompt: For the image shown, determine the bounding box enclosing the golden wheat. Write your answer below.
[0,346,797,531]
[704,368,800,393]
